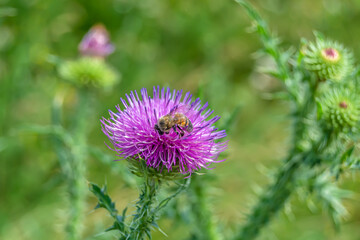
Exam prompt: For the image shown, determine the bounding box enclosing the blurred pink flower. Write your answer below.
[78,24,114,58]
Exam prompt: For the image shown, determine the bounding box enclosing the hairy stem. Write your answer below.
[66,89,90,240]
[236,154,301,240]
[66,145,86,240]
[129,176,160,240]
[235,0,290,83]
[236,133,332,240]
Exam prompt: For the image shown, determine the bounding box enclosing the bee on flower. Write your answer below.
[101,87,227,178]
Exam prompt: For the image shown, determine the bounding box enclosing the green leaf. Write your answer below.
[316,101,323,120]
[340,146,355,164]
[312,173,353,230]
[89,182,117,215]
[105,224,117,232]
[235,0,291,84]
[89,182,129,234]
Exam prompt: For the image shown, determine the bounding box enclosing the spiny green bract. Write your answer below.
[127,157,184,181]
[58,57,118,88]
[303,38,353,82]
[318,87,360,133]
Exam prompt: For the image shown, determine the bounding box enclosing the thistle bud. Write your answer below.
[303,38,353,82]
[78,24,114,58]
[318,88,360,133]
[58,57,118,88]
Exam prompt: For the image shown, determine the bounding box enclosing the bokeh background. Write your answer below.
[1,0,360,239]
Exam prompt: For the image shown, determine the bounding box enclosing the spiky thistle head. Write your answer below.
[58,57,118,89]
[101,87,227,178]
[318,87,360,133]
[303,37,353,82]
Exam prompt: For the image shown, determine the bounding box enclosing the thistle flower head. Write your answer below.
[318,87,360,133]
[79,24,114,58]
[101,87,227,177]
[58,57,118,88]
[303,38,353,81]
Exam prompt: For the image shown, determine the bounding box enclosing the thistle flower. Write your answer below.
[78,24,114,58]
[58,57,118,88]
[303,38,353,81]
[318,87,360,132]
[101,87,227,176]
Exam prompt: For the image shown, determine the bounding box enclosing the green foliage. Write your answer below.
[90,178,189,240]
[235,0,360,239]
[89,183,128,236]
[2,0,360,239]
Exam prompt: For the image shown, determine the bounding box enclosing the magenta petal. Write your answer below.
[101,86,227,175]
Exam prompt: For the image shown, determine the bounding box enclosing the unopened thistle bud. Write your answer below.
[58,57,118,88]
[318,87,360,132]
[79,24,115,58]
[303,38,353,82]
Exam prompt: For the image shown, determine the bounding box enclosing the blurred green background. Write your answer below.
[1,0,360,239]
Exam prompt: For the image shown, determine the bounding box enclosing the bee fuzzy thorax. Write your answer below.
[155,112,193,137]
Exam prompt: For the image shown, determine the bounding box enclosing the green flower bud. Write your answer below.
[127,157,184,181]
[318,87,360,133]
[58,57,118,88]
[303,38,353,82]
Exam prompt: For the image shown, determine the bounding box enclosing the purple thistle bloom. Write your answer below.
[101,87,227,176]
[79,24,115,58]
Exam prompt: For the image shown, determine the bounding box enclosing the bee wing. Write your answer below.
[169,104,191,115]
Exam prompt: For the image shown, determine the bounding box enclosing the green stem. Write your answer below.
[235,133,332,240]
[235,0,290,84]
[130,177,160,240]
[51,86,71,176]
[190,175,222,240]
[236,154,301,240]
[66,144,87,240]
[66,89,90,240]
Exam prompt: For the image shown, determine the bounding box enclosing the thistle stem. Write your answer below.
[236,133,332,240]
[65,89,90,240]
[66,144,87,240]
[236,154,301,240]
[130,177,160,240]
[235,0,290,84]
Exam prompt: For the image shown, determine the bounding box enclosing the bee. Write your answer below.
[154,106,193,137]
